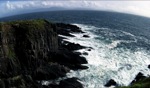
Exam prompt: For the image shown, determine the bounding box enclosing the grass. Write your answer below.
[117,77,150,88]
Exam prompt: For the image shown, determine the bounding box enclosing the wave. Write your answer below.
[63,24,150,88]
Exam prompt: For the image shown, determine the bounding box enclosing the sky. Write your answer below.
[0,0,150,18]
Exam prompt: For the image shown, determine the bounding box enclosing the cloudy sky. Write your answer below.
[0,0,150,18]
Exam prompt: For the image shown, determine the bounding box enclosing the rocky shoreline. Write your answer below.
[0,19,149,88]
[0,19,88,88]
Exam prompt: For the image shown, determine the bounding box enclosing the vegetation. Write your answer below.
[118,77,150,88]
[0,19,86,88]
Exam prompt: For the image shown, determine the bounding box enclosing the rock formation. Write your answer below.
[0,19,87,88]
[104,79,117,87]
[118,72,150,88]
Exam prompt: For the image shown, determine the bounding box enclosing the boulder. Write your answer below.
[87,49,91,51]
[104,79,117,87]
[148,65,150,69]
[82,52,88,55]
[83,35,90,38]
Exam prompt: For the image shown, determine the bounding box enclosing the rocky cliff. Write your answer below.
[0,19,87,88]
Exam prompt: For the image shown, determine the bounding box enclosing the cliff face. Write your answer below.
[0,19,87,88]
[0,19,58,77]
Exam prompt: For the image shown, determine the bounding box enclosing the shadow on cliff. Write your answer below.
[0,19,88,88]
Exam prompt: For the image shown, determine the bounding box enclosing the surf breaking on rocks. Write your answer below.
[64,24,150,88]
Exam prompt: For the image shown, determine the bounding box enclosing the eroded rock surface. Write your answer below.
[0,19,87,88]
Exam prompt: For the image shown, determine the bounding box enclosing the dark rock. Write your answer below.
[73,52,82,56]
[58,36,68,41]
[1,75,43,88]
[69,64,88,70]
[83,35,90,38]
[46,83,59,88]
[48,50,87,70]
[127,74,150,88]
[0,79,5,88]
[0,19,87,88]
[58,30,75,37]
[43,85,49,88]
[49,50,87,64]
[32,64,70,80]
[0,19,59,76]
[56,23,83,33]
[61,41,85,51]
[87,49,91,51]
[86,47,93,51]
[148,65,150,69]
[59,77,83,88]
[56,23,84,37]
[82,52,88,55]
[131,72,146,84]
[104,79,117,87]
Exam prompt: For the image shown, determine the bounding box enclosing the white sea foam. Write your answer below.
[121,31,135,37]
[64,24,150,88]
[106,40,121,49]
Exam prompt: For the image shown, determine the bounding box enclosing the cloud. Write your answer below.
[5,1,39,10]
[87,1,150,17]
[0,0,150,18]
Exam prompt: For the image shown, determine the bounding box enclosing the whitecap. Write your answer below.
[62,23,150,88]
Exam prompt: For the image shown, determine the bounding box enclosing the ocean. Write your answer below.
[1,10,150,88]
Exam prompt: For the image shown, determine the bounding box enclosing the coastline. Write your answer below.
[0,19,149,88]
[0,19,88,88]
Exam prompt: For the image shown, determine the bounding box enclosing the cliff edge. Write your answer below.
[0,19,87,88]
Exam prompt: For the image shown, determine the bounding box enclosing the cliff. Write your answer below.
[0,19,87,88]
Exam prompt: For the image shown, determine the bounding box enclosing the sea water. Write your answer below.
[1,10,150,88]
